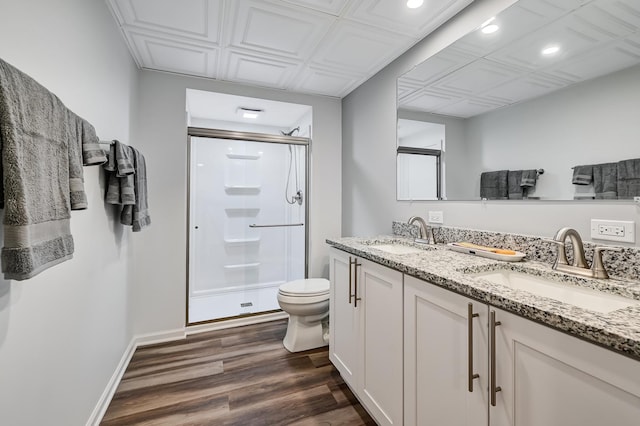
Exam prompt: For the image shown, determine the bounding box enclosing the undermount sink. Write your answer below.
[471,269,640,314]
[369,244,428,255]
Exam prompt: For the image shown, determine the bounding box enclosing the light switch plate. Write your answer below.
[428,211,443,224]
[590,219,635,243]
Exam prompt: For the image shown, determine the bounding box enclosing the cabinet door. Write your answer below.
[404,275,489,426]
[490,308,640,426]
[328,247,358,387]
[358,257,404,426]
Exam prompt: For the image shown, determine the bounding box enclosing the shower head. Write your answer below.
[281,126,300,136]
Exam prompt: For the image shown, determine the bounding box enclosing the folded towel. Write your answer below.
[572,165,593,185]
[507,170,523,199]
[120,147,150,232]
[67,111,107,210]
[520,169,538,188]
[0,59,73,279]
[104,141,135,205]
[617,158,640,199]
[593,162,618,199]
[480,170,508,200]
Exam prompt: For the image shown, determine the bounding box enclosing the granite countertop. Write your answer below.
[327,235,640,361]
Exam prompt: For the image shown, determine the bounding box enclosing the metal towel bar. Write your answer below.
[249,223,304,228]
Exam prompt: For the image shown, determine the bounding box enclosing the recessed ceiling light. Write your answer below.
[542,45,560,56]
[407,0,424,9]
[237,107,263,119]
[481,24,499,34]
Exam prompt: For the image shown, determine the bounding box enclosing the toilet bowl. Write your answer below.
[277,278,330,353]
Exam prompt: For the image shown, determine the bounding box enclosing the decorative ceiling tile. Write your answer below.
[345,0,473,38]
[434,98,505,118]
[273,0,350,16]
[399,89,463,112]
[401,47,476,86]
[543,41,640,82]
[128,32,218,77]
[293,65,363,97]
[397,79,423,104]
[429,59,524,97]
[487,11,618,71]
[477,74,568,104]
[454,0,572,57]
[227,0,334,60]
[110,0,222,44]
[310,19,413,74]
[225,50,301,88]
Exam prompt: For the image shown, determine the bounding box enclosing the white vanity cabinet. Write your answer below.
[404,275,489,426]
[491,307,640,426]
[329,247,403,426]
[405,275,640,426]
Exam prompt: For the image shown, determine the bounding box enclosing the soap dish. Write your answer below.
[447,243,526,262]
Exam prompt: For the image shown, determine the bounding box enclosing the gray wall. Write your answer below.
[132,71,342,336]
[0,0,138,424]
[342,0,640,245]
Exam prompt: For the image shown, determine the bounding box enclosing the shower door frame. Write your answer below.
[186,127,311,326]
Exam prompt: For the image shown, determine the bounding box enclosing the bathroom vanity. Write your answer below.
[327,237,640,426]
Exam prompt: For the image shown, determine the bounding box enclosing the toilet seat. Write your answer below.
[279,278,329,297]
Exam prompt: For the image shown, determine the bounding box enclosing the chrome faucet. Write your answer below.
[547,227,621,279]
[408,216,435,244]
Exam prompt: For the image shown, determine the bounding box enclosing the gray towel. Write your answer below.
[0,59,71,279]
[104,140,135,205]
[520,170,538,188]
[593,162,618,199]
[572,165,593,185]
[507,170,523,199]
[120,147,150,232]
[67,111,107,210]
[617,158,640,199]
[480,170,508,200]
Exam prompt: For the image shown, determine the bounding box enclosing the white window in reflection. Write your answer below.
[397,120,445,201]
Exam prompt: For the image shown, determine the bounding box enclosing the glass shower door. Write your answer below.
[188,135,306,323]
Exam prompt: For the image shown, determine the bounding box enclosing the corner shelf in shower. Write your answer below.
[224,185,261,195]
[224,237,260,246]
[226,153,261,160]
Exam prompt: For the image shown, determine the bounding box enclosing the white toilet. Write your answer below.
[277,278,330,352]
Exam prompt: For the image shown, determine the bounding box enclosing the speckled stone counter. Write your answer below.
[327,235,640,361]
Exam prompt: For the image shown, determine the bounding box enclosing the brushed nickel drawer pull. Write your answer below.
[490,310,502,406]
[353,260,362,308]
[468,303,480,392]
[348,257,355,304]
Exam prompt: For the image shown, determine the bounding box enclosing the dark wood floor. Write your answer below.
[101,319,376,425]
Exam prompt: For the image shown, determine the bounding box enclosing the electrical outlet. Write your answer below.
[590,219,635,243]
[428,211,443,224]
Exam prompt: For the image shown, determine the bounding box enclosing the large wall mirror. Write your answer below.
[397,0,640,201]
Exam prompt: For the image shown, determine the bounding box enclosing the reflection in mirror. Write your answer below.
[397,120,444,200]
[397,0,640,201]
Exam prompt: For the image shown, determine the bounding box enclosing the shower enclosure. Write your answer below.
[187,128,309,324]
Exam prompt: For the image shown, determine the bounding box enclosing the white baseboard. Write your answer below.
[86,339,136,426]
[186,311,289,336]
[135,328,186,347]
[86,328,186,426]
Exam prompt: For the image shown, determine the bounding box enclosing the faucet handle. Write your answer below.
[591,246,623,279]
